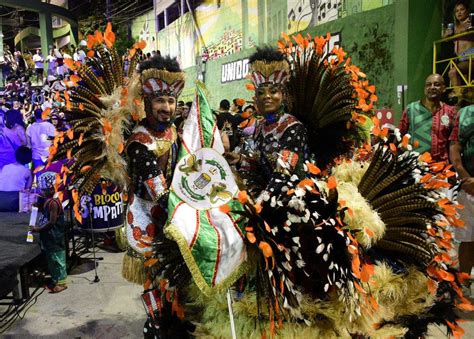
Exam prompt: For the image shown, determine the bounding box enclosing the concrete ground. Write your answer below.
[3,249,144,338]
[2,248,474,338]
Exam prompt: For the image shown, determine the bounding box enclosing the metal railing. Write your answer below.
[433,30,473,89]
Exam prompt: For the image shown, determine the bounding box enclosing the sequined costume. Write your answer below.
[241,111,308,199]
[123,125,179,276]
[121,55,185,286]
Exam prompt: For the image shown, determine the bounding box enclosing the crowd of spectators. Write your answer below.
[0,42,165,202]
[0,44,89,87]
[0,70,64,211]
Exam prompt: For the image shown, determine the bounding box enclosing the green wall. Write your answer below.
[184,4,398,112]
[181,48,256,108]
[306,5,395,110]
[392,0,443,122]
[150,0,444,122]
[406,0,443,109]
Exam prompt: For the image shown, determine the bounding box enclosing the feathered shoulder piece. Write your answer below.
[277,33,377,169]
[46,23,146,213]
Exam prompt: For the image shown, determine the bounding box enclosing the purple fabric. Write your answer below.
[5,109,25,129]
[0,127,18,170]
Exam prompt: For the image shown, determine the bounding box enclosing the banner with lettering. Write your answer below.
[80,181,124,231]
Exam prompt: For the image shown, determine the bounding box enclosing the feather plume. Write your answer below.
[51,23,144,203]
[278,34,376,169]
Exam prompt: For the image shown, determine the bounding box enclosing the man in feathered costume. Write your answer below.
[121,55,193,337]
[122,55,184,284]
[44,25,191,336]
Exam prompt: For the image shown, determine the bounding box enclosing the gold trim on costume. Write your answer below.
[140,69,185,87]
[165,223,251,296]
[250,60,290,78]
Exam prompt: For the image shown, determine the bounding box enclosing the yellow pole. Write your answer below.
[469,55,472,85]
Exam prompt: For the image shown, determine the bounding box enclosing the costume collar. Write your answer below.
[265,107,285,125]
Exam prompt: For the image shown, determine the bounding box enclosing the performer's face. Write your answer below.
[255,85,283,115]
[150,96,176,123]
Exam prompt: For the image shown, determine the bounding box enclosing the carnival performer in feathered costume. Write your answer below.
[45,23,193,337]
[191,36,472,337]
[224,47,308,200]
[121,55,184,284]
[122,54,197,338]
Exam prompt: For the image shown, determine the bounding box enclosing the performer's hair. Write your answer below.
[248,46,285,64]
[138,55,182,73]
[454,0,470,10]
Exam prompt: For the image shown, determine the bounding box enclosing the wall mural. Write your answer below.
[204,28,256,61]
[154,0,259,68]
[139,20,151,42]
[196,1,245,60]
[286,0,393,34]
[134,0,393,69]
[287,0,342,34]
[131,11,157,55]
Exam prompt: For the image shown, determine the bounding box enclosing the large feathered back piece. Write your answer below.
[278,33,377,169]
[46,23,146,220]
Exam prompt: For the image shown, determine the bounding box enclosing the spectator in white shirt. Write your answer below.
[26,109,56,172]
[73,47,86,64]
[54,48,65,76]
[0,146,32,191]
[32,49,44,85]
[46,49,56,77]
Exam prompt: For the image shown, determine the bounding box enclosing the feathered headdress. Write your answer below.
[248,47,290,89]
[138,56,185,98]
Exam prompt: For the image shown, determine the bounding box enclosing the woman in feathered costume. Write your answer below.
[224,47,308,202]
[191,35,473,337]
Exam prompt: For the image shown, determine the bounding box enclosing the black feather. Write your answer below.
[139,55,182,73]
[248,46,285,64]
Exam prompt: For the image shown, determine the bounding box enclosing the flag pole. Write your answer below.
[226,288,237,339]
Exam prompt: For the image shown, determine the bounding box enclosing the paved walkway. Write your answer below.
[4,250,144,338]
[2,249,474,338]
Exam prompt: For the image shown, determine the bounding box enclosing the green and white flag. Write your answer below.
[166,84,248,295]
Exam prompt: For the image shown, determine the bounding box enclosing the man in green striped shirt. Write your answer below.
[398,74,457,161]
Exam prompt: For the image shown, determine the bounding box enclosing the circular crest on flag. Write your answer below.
[172,148,237,210]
